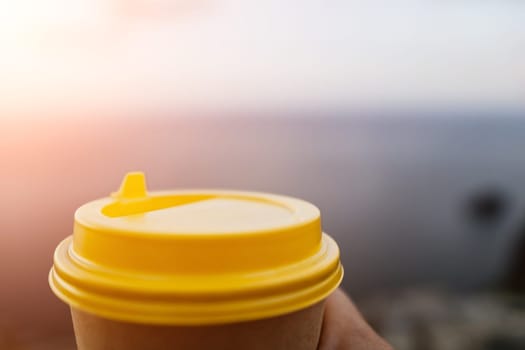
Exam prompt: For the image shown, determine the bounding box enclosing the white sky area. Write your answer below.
[0,0,524,118]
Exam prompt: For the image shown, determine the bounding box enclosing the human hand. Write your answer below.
[318,289,393,350]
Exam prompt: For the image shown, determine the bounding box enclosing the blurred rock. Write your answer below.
[359,289,525,350]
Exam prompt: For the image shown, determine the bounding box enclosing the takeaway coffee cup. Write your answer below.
[49,172,343,349]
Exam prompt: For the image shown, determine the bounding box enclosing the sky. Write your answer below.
[0,0,524,118]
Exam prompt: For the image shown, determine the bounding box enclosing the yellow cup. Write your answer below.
[49,172,343,349]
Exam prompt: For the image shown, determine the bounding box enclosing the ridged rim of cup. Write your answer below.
[49,234,343,325]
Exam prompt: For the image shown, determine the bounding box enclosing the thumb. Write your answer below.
[318,289,393,350]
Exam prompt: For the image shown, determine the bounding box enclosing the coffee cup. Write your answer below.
[49,172,342,349]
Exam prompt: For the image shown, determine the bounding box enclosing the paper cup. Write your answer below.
[72,302,324,350]
[50,172,342,349]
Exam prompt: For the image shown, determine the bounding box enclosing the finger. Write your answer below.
[318,289,393,350]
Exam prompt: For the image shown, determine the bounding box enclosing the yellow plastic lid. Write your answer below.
[49,172,343,325]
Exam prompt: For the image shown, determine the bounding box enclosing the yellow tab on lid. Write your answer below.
[111,171,148,199]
